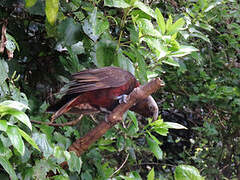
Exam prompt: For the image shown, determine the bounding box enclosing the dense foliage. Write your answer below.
[0,0,239,179]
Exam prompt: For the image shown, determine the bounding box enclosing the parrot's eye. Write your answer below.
[149,105,154,111]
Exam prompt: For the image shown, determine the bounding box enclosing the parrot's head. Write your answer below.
[130,95,159,121]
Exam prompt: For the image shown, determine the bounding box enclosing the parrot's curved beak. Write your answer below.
[148,95,159,121]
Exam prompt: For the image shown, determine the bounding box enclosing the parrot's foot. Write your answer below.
[115,94,128,104]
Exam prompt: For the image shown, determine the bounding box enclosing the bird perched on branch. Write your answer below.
[47,66,159,121]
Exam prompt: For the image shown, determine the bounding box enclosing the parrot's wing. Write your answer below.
[67,66,137,95]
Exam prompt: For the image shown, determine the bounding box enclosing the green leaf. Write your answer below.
[114,50,135,75]
[0,100,29,111]
[146,135,163,159]
[166,15,173,32]
[32,133,53,158]
[136,18,161,38]
[162,57,180,67]
[0,157,17,180]
[68,152,82,174]
[104,0,131,8]
[45,0,59,25]
[164,122,187,129]
[6,125,25,155]
[18,128,40,151]
[147,168,155,180]
[174,165,205,180]
[96,39,117,67]
[170,45,198,57]
[153,127,169,136]
[25,0,38,8]
[147,131,161,145]
[134,1,155,18]
[167,18,185,35]
[0,59,9,85]
[155,8,165,35]
[0,105,32,130]
[6,33,20,51]
[0,120,8,132]
[128,111,138,128]
[58,18,82,46]
[33,159,58,179]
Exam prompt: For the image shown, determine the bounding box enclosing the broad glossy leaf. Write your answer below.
[0,120,7,132]
[0,100,29,111]
[95,18,109,36]
[114,50,135,75]
[170,46,198,57]
[0,157,17,180]
[147,168,155,180]
[18,128,40,151]
[33,159,58,179]
[0,105,32,130]
[167,18,185,35]
[68,152,82,173]
[6,33,19,51]
[96,39,117,67]
[134,1,155,18]
[174,165,204,180]
[146,136,163,159]
[153,127,169,136]
[104,0,131,8]
[32,133,53,158]
[155,8,165,35]
[6,125,24,155]
[0,59,9,85]
[147,131,161,145]
[143,37,167,59]
[58,18,82,46]
[162,57,180,67]
[164,122,187,129]
[45,0,59,25]
[25,0,38,8]
[190,33,210,43]
[137,18,161,37]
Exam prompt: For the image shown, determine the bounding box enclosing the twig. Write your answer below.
[31,115,83,127]
[110,153,129,178]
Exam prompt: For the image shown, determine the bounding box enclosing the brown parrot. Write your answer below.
[47,66,159,121]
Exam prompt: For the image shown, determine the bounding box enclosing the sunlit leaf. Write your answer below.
[167,18,185,35]
[32,133,53,158]
[45,0,59,25]
[25,0,38,8]
[6,125,24,155]
[174,165,205,180]
[147,168,155,180]
[134,1,155,18]
[170,46,198,57]
[18,128,40,151]
[104,0,131,8]
[0,120,7,132]
[155,8,165,35]
[0,100,29,111]
[0,59,9,85]
[0,157,17,180]
[164,122,187,129]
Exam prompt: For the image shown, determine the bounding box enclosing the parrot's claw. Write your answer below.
[115,94,128,104]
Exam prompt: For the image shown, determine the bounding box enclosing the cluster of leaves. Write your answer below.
[1,0,239,179]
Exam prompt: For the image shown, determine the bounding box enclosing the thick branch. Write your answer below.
[67,78,165,156]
